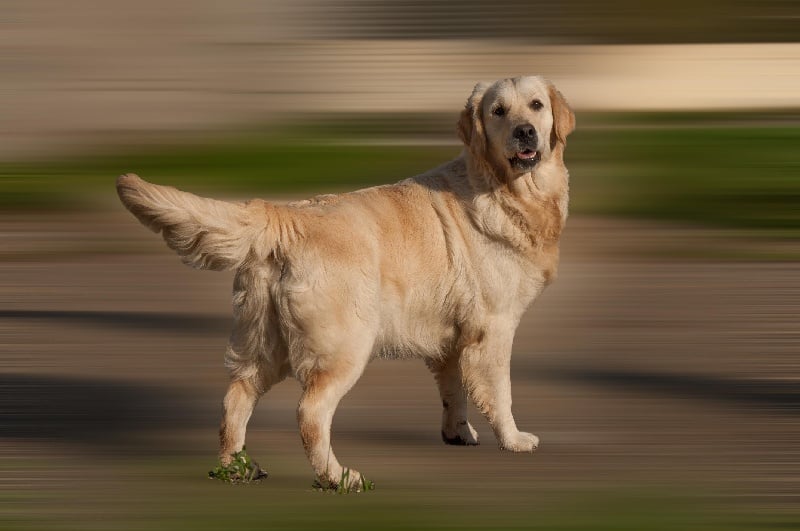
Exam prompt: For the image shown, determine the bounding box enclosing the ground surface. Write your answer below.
[1,209,798,529]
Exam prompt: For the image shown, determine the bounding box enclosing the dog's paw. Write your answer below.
[314,468,374,493]
[499,431,539,453]
[442,421,480,446]
[210,448,268,483]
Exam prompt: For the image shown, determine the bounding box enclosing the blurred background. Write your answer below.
[1,1,798,529]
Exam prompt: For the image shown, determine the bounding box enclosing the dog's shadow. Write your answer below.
[538,364,800,415]
[0,373,205,450]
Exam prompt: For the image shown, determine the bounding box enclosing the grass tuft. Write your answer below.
[208,447,266,484]
[311,468,376,494]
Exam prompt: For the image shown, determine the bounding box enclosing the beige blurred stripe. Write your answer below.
[2,32,798,159]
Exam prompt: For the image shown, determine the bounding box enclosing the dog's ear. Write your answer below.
[457,82,490,147]
[458,82,491,170]
[548,82,575,149]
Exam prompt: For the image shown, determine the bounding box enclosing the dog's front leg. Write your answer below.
[459,324,539,452]
[426,356,480,445]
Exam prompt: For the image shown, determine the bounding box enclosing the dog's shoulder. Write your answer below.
[287,193,341,208]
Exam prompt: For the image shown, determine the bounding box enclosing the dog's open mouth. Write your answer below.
[510,149,541,168]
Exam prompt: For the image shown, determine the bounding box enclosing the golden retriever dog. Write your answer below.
[117,76,575,490]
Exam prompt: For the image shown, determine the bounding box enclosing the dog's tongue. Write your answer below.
[517,150,537,160]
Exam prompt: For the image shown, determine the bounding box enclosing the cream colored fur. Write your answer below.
[117,76,575,490]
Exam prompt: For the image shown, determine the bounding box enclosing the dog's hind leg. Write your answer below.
[296,345,371,491]
[426,356,479,446]
[218,351,289,479]
[218,377,264,471]
[216,266,286,476]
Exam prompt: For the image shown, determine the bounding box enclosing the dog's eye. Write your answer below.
[531,99,543,111]
[492,106,506,117]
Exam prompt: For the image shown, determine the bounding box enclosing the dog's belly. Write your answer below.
[373,316,457,361]
[369,277,461,360]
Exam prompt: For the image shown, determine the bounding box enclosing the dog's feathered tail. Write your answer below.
[116,173,271,271]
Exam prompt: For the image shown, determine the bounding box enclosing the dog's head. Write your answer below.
[458,76,575,184]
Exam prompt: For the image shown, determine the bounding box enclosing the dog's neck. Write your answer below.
[466,147,569,216]
[512,153,570,225]
[457,151,569,259]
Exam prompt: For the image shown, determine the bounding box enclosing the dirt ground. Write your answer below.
[1,208,798,528]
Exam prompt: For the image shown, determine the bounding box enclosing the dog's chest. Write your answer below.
[479,244,551,314]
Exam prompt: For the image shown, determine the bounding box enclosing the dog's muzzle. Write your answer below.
[509,123,541,170]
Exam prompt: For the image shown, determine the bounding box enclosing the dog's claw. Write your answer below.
[251,465,269,480]
[500,431,539,453]
[442,431,480,446]
[441,420,480,446]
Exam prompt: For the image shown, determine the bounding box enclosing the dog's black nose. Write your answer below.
[513,124,537,142]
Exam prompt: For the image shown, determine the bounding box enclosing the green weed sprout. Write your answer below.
[208,447,266,484]
[311,468,376,494]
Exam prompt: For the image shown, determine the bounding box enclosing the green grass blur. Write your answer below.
[1,112,798,236]
[569,113,800,233]
[3,456,797,531]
